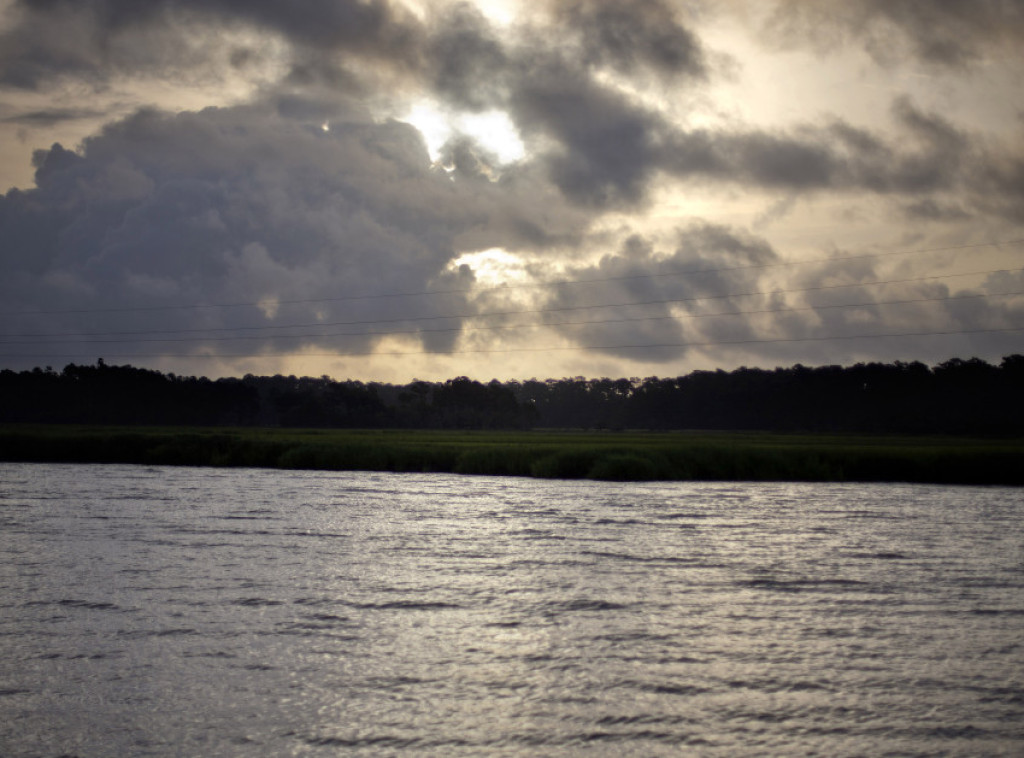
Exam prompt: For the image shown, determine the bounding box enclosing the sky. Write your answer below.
[1,0,1022,383]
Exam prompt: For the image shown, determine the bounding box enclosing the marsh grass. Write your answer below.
[1,425,1021,484]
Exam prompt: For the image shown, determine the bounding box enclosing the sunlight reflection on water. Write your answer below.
[1,464,1022,756]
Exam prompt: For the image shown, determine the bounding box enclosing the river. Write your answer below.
[1,463,1022,756]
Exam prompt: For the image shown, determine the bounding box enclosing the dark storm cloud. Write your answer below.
[425,3,509,111]
[3,0,710,90]
[0,0,1019,377]
[419,0,708,114]
[21,0,983,215]
[422,9,1023,217]
[14,0,418,53]
[714,239,1024,369]
[1,107,107,126]
[655,100,1024,223]
[901,199,972,222]
[508,58,669,207]
[722,131,837,188]
[464,0,709,207]
[0,98,589,366]
[0,1,216,87]
[188,0,413,53]
[530,224,779,362]
[550,0,707,79]
[4,0,1020,221]
[520,221,1024,367]
[406,1,709,208]
[763,0,1024,68]
[0,0,706,211]
[0,0,422,89]
[658,124,847,191]
[1,0,1017,209]
[474,39,1020,215]
[970,141,1024,223]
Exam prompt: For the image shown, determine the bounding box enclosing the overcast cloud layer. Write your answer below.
[1,0,1022,381]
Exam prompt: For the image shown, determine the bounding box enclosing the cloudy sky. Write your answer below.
[1,0,1022,382]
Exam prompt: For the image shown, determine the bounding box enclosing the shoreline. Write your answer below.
[2,425,1022,485]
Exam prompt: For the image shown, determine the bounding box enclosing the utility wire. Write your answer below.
[3,237,1021,317]
[3,266,1019,339]
[4,291,1021,346]
[2,326,1022,361]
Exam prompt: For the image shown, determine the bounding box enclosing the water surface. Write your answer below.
[1,464,1022,756]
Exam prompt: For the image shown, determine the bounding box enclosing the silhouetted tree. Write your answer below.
[2,356,1022,434]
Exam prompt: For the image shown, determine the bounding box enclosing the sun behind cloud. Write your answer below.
[403,100,525,164]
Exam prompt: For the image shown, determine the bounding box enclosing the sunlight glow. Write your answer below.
[450,248,530,287]
[459,110,525,163]
[472,0,519,27]
[400,0,521,27]
[404,101,450,161]
[403,101,526,165]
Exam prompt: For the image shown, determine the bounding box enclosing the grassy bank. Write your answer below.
[1,424,1022,484]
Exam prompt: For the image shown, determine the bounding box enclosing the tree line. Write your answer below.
[1,355,1022,434]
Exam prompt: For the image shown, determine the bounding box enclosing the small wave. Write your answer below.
[621,680,710,697]
[594,713,694,727]
[279,613,359,632]
[785,680,830,691]
[306,612,350,622]
[292,596,338,606]
[233,597,284,607]
[38,652,113,661]
[650,655,709,665]
[496,729,707,747]
[117,627,198,637]
[724,677,832,694]
[284,530,350,539]
[513,529,569,541]
[171,527,276,537]
[841,510,901,520]
[550,598,632,612]
[54,599,120,611]
[978,687,1024,705]
[364,675,432,688]
[582,549,703,565]
[347,600,463,611]
[298,734,423,749]
[272,629,363,641]
[740,578,869,592]
[847,551,912,560]
[921,724,991,739]
[594,631,674,643]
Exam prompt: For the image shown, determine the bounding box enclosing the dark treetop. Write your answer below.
[2,355,1022,434]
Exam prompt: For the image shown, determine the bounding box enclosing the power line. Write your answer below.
[4,266,1018,339]
[4,290,1020,346]
[3,237,1021,318]
[3,326,1022,361]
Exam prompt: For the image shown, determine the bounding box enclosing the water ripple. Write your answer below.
[1,464,1022,757]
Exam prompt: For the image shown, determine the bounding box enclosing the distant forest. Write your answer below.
[2,356,1023,435]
